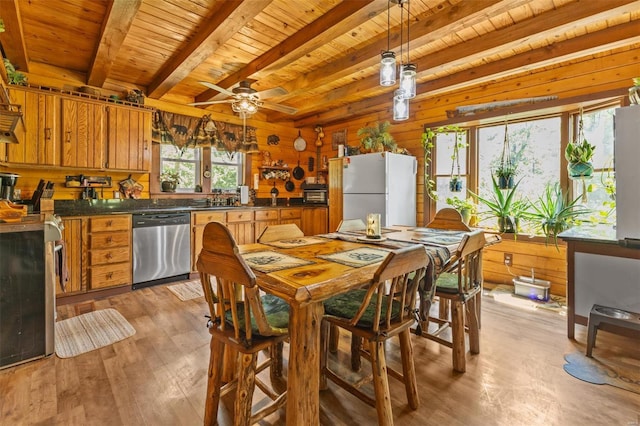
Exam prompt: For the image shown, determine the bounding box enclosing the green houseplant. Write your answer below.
[495,121,517,189]
[446,196,476,225]
[565,110,595,179]
[357,121,396,153]
[421,125,465,200]
[160,170,180,192]
[473,175,528,233]
[524,183,590,247]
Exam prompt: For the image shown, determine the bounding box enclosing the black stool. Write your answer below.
[586,304,640,357]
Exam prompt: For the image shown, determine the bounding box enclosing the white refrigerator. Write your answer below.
[614,104,640,243]
[342,152,417,227]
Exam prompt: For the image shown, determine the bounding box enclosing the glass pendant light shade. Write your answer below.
[400,63,417,99]
[380,51,397,86]
[393,89,409,121]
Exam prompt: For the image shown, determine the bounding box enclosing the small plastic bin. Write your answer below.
[512,277,550,302]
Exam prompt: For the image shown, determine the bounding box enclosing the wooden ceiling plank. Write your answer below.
[281,0,639,118]
[147,0,273,99]
[195,0,385,103]
[0,0,29,72]
[87,0,143,87]
[289,21,640,126]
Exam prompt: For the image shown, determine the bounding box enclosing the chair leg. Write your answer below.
[439,297,450,320]
[270,342,283,382]
[320,321,330,390]
[466,299,480,355]
[351,335,362,372]
[329,324,340,354]
[204,338,225,426]
[475,290,482,329]
[451,301,466,373]
[235,353,258,426]
[398,329,419,410]
[369,340,394,426]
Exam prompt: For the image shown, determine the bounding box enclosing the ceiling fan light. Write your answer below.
[393,89,409,121]
[400,63,417,99]
[380,51,396,86]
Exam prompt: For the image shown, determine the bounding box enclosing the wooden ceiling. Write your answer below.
[1,0,638,126]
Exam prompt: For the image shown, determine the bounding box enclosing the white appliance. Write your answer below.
[614,105,640,244]
[342,152,417,227]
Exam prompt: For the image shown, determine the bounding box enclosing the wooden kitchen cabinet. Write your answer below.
[86,215,131,290]
[254,209,279,241]
[61,98,107,169]
[191,211,226,272]
[301,207,328,236]
[5,87,60,165]
[106,106,152,171]
[227,210,254,245]
[279,207,302,229]
[56,217,83,296]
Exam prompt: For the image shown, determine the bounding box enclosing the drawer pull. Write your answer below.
[107,272,113,279]
[106,252,113,259]
[107,220,113,227]
[106,237,113,243]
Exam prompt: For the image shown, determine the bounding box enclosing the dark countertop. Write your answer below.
[53,198,324,217]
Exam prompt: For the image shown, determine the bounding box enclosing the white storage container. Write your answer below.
[513,277,551,302]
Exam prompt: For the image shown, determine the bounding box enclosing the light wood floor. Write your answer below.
[1,283,639,426]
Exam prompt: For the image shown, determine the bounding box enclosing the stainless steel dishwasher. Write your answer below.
[132,213,191,289]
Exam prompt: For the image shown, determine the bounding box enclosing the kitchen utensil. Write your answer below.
[270,181,279,196]
[285,178,295,192]
[293,154,304,180]
[308,156,314,172]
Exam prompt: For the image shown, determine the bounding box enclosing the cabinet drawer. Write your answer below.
[193,211,225,225]
[89,216,130,232]
[89,263,131,289]
[89,247,131,266]
[89,232,130,248]
[227,210,254,223]
[280,208,302,220]
[255,209,278,221]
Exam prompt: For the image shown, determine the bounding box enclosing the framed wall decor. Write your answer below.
[332,129,347,150]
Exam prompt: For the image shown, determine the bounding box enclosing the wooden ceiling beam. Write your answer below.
[147,0,272,99]
[0,0,29,72]
[274,0,526,103]
[87,0,142,87]
[292,21,640,127]
[304,0,639,109]
[194,0,386,103]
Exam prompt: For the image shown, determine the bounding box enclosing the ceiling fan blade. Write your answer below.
[256,86,287,99]
[198,81,235,97]
[261,101,298,115]
[188,99,232,106]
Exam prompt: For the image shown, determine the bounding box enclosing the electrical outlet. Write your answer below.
[504,253,513,266]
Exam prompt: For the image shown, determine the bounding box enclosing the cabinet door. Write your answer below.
[61,98,106,168]
[56,218,83,296]
[191,211,226,272]
[6,88,60,165]
[302,207,328,236]
[107,106,151,171]
[227,222,254,245]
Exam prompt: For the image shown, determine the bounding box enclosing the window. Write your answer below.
[571,106,616,224]
[160,145,201,191]
[211,149,242,190]
[434,130,468,212]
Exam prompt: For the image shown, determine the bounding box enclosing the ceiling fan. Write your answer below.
[189,80,298,115]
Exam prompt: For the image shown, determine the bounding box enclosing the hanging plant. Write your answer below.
[494,120,517,189]
[449,140,463,192]
[565,108,595,180]
[421,125,466,200]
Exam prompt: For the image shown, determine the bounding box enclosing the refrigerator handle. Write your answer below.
[413,159,417,175]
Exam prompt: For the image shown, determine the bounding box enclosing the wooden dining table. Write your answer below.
[237,226,468,425]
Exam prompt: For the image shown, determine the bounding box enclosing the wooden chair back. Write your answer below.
[197,221,286,344]
[426,208,472,231]
[350,245,429,333]
[257,223,304,243]
[336,218,366,232]
[443,229,485,294]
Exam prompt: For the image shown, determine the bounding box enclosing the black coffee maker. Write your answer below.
[0,172,19,200]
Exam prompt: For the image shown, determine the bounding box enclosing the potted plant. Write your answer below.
[524,183,590,248]
[629,77,640,105]
[160,170,180,192]
[446,196,476,225]
[473,175,528,233]
[565,110,596,179]
[421,125,465,201]
[357,121,396,153]
[494,164,517,190]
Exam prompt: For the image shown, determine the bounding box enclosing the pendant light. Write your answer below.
[379,1,396,86]
[399,0,416,99]
[393,89,409,121]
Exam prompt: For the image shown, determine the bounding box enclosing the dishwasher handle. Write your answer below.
[133,213,191,228]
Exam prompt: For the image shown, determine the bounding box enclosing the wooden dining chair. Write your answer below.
[257,223,304,242]
[416,229,486,373]
[426,207,472,231]
[336,218,366,232]
[197,221,289,425]
[320,245,429,426]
